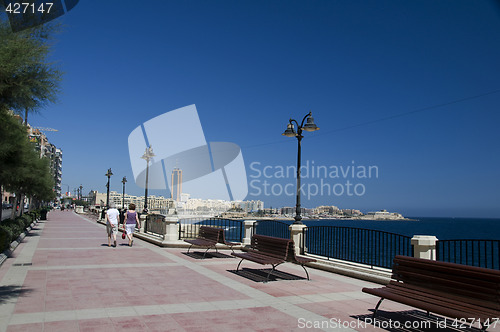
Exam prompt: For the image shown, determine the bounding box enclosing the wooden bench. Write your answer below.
[217,228,240,253]
[184,226,220,258]
[286,241,316,280]
[231,234,315,282]
[362,255,500,331]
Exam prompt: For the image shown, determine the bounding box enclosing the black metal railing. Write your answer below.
[303,226,412,269]
[178,217,243,242]
[253,219,290,239]
[436,239,500,270]
[144,214,167,238]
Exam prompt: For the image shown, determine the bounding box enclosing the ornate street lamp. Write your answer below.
[121,176,127,210]
[282,111,319,224]
[105,168,113,209]
[141,146,155,213]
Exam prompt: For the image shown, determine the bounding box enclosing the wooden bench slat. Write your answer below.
[385,282,500,315]
[362,255,500,329]
[392,269,500,301]
[363,287,497,321]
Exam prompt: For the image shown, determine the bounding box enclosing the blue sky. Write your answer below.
[6,0,500,217]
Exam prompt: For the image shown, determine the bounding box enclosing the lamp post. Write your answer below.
[121,176,127,210]
[141,146,155,213]
[282,111,319,224]
[79,185,83,200]
[105,168,113,209]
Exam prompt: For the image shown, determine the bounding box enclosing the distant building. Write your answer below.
[363,209,404,220]
[314,205,340,215]
[341,209,362,216]
[171,167,182,201]
[231,200,264,212]
[93,191,174,213]
[27,125,63,199]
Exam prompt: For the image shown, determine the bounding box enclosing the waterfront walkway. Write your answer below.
[0,211,495,331]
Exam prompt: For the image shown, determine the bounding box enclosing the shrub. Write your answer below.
[32,209,41,219]
[16,215,31,228]
[0,226,13,251]
[1,218,24,241]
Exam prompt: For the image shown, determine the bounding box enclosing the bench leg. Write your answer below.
[264,263,283,283]
[236,259,244,272]
[265,264,276,283]
[300,264,310,280]
[202,247,211,259]
[187,244,193,254]
[373,298,384,318]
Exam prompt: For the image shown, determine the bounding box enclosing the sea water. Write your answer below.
[303,217,500,240]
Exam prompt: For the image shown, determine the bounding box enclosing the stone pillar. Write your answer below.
[163,216,179,241]
[75,205,84,214]
[139,214,147,233]
[97,208,104,221]
[411,235,438,260]
[243,220,256,246]
[289,223,307,255]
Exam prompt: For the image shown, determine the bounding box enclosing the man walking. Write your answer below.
[106,202,119,247]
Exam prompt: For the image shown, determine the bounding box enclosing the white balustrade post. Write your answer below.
[243,220,256,246]
[411,235,438,260]
[163,216,179,241]
[139,214,147,233]
[289,224,307,255]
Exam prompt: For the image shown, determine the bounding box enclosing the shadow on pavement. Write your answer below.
[0,285,33,304]
[182,251,234,259]
[227,268,306,283]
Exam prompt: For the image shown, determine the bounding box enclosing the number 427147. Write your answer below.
[4,2,54,14]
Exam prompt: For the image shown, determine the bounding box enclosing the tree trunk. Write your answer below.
[0,185,3,221]
[10,195,19,219]
[19,194,25,216]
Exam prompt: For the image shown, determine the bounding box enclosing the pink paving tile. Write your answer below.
[42,320,80,332]
[78,318,116,332]
[13,264,250,314]
[6,322,43,332]
[31,247,175,266]
[295,298,457,332]
[169,307,322,331]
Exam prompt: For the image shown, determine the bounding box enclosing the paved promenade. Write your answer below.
[0,210,494,331]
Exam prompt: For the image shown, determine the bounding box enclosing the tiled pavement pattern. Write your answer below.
[0,210,497,331]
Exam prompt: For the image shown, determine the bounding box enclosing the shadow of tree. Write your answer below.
[0,285,33,304]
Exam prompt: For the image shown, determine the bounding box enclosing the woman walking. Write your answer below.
[123,203,140,246]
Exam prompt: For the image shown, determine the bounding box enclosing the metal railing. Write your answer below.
[436,239,500,270]
[178,217,243,242]
[303,226,412,269]
[145,214,167,238]
[253,219,290,239]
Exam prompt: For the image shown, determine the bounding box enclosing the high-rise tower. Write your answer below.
[171,167,182,201]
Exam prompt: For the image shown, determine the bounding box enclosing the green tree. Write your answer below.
[0,110,55,219]
[0,108,27,220]
[0,16,62,219]
[0,17,62,122]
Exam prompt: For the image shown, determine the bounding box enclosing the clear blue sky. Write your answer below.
[8,0,500,218]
